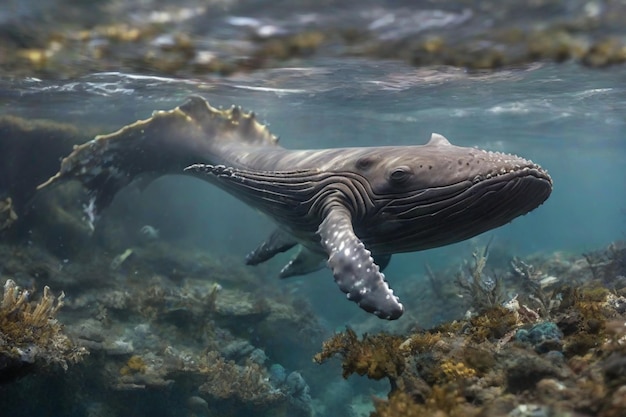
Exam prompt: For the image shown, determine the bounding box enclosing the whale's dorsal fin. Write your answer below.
[425,132,452,147]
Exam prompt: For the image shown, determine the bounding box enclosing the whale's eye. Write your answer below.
[389,166,412,183]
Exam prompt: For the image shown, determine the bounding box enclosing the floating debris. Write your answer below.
[110,248,134,270]
[139,225,159,240]
[0,197,18,232]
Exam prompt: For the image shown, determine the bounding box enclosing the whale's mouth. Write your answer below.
[364,166,553,253]
[461,166,553,226]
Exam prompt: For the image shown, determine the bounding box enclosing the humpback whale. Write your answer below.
[40,96,552,319]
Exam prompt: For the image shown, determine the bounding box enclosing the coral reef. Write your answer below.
[516,322,564,353]
[0,220,322,417]
[455,240,507,314]
[316,243,626,417]
[0,183,624,417]
[0,279,87,383]
[3,180,624,417]
[0,3,624,416]
[198,351,312,417]
[199,352,284,405]
[314,328,405,382]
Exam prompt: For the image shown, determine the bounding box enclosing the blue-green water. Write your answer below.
[1,59,625,415]
[3,60,625,319]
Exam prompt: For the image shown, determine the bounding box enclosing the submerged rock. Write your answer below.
[516,322,564,353]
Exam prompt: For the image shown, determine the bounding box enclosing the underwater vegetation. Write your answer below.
[0,229,323,417]
[316,241,626,417]
[0,2,624,416]
[314,328,405,382]
[0,135,621,416]
[199,351,312,417]
[0,278,87,384]
[0,114,623,415]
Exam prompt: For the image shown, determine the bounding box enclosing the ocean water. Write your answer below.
[1,59,625,415]
[2,60,623,313]
[6,59,624,300]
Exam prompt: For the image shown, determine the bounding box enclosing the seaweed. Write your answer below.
[313,328,405,382]
[372,385,478,417]
[455,240,506,313]
[312,241,626,416]
[510,257,562,318]
[199,351,284,405]
[120,355,147,376]
[468,306,519,343]
[424,263,446,300]
[558,286,612,357]
[0,279,87,383]
[398,331,442,355]
[583,241,626,286]
[437,359,477,382]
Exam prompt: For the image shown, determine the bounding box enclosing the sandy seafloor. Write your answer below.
[1,1,626,416]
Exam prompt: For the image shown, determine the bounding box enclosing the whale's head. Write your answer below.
[350,133,552,252]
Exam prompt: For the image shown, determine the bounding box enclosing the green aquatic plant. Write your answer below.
[424,263,446,300]
[0,279,87,382]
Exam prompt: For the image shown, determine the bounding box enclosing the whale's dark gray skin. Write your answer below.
[39,96,552,320]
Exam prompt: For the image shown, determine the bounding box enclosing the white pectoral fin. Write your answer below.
[317,205,404,320]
